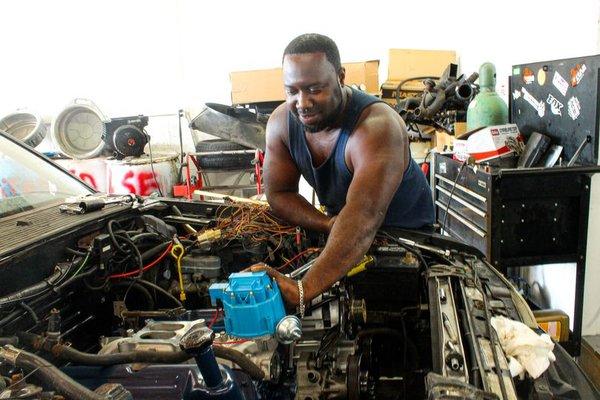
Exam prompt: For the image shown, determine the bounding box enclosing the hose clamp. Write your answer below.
[0,345,21,365]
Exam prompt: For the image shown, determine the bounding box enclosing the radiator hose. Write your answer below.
[17,331,265,380]
[0,345,107,400]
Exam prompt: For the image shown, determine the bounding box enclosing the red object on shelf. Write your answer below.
[254,150,265,195]
[172,151,264,199]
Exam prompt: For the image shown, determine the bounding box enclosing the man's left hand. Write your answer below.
[249,263,300,306]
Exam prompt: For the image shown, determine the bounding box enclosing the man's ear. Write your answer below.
[338,67,346,87]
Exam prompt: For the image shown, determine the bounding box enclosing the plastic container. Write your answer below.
[54,157,108,192]
[106,152,178,196]
[51,99,108,159]
[534,309,570,342]
[0,110,47,148]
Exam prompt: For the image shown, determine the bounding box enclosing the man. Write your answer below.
[252,33,434,311]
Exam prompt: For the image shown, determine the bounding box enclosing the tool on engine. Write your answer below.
[288,258,317,279]
[346,255,376,277]
[170,237,187,301]
[394,237,451,257]
[209,272,287,338]
[59,194,136,215]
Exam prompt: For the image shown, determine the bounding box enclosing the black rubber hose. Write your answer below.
[107,219,128,254]
[19,302,39,324]
[0,269,63,308]
[114,234,143,277]
[17,332,264,380]
[65,247,87,257]
[130,279,182,308]
[0,337,18,345]
[0,346,106,400]
[130,232,160,243]
[140,241,171,261]
[213,346,265,380]
[111,282,155,310]
[54,267,98,293]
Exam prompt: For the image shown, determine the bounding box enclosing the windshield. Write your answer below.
[0,133,93,218]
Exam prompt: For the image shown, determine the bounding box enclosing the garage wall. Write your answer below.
[1,0,600,333]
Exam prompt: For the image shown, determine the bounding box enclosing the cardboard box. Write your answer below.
[343,60,380,94]
[381,49,457,104]
[230,60,380,105]
[462,124,523,163]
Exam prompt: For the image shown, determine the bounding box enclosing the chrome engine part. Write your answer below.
[100,319,208,354]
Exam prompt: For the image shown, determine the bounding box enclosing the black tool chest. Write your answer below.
[432,54,600,355]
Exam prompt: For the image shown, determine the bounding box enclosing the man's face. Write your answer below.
[283,53,344,133]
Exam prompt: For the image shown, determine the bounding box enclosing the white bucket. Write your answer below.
[106,153,178,196]
[51,99,108,159]
[0,110,47,148]
[54,157,108,192]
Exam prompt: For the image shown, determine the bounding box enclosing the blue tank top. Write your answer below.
[288,88,434,229]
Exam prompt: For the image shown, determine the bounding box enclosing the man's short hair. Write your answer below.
[283,33,342,72]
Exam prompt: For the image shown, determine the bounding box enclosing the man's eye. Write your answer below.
[285,89,297,95]
[308,88,321,94]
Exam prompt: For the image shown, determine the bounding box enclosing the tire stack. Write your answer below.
[195,139,258,197]
[195,139,255,170]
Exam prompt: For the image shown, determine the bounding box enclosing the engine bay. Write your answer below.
[0,197,593,399]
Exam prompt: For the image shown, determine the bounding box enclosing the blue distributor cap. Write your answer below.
[209,271,286,338]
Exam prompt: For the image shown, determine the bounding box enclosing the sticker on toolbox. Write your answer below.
[537,68,546,85]
[552,71,569,96]
[512,89,522,100]
[567,96,581,120]
[478,180,487,189]
[521,87,545,117]
[570,63,587,87]
[513,67,521,75]
[546,93,564,116]
[523,67,535,84]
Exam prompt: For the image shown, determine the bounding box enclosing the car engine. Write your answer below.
[0,196,595,400]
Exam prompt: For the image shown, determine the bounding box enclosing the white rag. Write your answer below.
[490,316,555,379]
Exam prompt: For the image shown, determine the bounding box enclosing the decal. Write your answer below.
[439,162,447,174]
[546,93,564,116]
[513,67,521,75]
[537,69,546,85]
[570,64,587,87]
[523,67,535,84]
[552,71,569,96]
[478,180,487,189]
[512,89,522,100]
[567,97,581,120]
[521,87,545,117]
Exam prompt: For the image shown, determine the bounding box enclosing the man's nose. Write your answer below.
[297,91,312,111]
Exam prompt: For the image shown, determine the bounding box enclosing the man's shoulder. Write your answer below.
[352,101,405,137]
[266,103,291,146]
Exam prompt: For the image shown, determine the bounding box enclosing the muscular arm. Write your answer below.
[264,105,333,233]
[301,106,408,302]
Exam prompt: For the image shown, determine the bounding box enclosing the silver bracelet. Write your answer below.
[297,280,305,318]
